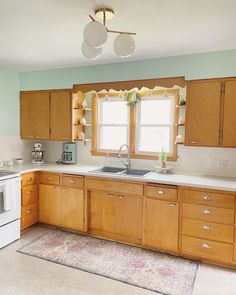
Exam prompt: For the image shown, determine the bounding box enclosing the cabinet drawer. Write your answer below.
[181,236,233,264]
[182,203,234,225]
[86,178,144,196]
[22,184,38,206]
[21,203,38,230]
[61,175,84,189]
[180,189,235,209]
[146,185,177,201]
[182,218,234,244]
[22,172,37,187]
[40,173,60,186]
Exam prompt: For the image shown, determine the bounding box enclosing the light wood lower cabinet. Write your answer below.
[88,190,143,244]
[39,184,61,226]
[144,198,179,252]
[60,187,84,231]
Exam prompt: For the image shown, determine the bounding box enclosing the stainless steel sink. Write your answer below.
[120,168,152,177]
[91,166,126,173]
[90,167,152,177]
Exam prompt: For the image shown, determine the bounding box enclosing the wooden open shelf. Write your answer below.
[75,138,92,142]
[73,107,92,111]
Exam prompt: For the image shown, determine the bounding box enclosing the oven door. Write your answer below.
[0,177,21,227]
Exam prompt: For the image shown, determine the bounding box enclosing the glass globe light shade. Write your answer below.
[83,21,108,48]
[113,34,135,58]
[81,41,102,60]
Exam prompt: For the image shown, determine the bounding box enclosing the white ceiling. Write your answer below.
[0,0,235,71]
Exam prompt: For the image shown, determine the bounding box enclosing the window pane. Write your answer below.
[140,98,172,124]
[100,100,128,124]
[100,126,128,150]
[138,127,170,153]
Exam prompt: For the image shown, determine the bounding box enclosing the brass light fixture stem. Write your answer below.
[89,14,96,21]
[103,9,106,26]
[107,29,136,36]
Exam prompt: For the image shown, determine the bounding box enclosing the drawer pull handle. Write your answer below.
[108,194,114,198]
[157,190,165,195]
[191,141,198,144]
[203,195,212,201]
[47,177,52,181]
[202,224,211,231]
[202,242,211,249]
[203,209,211,214]
[26,177,32,182]
[69,180,75,184]
[169,203,176,207]
[26,190,33,195]
[27,209,32,214]
[117,195,124,199]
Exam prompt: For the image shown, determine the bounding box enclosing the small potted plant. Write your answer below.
[123,91,140,107]
[158,149,168,168]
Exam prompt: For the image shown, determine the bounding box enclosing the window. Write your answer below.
[97,96,129,151]
[136,94,176,154]
[92,89,178,160]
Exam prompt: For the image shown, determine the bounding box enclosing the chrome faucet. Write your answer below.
[117,144,131,169]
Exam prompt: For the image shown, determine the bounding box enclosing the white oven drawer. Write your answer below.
[0,219,20,248]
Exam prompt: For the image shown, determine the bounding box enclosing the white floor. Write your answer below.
[0,225,235,295]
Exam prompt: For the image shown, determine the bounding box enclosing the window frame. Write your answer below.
[92,89,179,161]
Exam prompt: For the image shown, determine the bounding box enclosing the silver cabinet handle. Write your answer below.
[108,194,114,198]
[202,224,211,231]
[26,190,33,195]
[203,195,212,201]
[169,203,177,207]
[157,190,165,195]
[47,177,52,181]
[203,209,211,214]
[69,179,75,184]
[26,177,32,182]
[202,242,211,249]
[191,141,198,144]
[27,209,32,214]
[117,195,124,199]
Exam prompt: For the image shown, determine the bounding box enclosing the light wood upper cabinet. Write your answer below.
[50,91,72,140]
[39,184,61,226]
[144,198,179,252]
[20,90,72,141]
[60,187,84,231]
[221,80,236,147]
[20,92,50,139]
[185,81,221,146]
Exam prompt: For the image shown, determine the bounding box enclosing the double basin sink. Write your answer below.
[91,166,152,177]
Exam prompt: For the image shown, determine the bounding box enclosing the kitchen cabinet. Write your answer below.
[39,184,61,226]
[60,187,84,231]
[50,91,72,140]
[221,80,236,146]
[20,89,72,141]
[39,173,85,231]
[88,187,143,244]
[185,80,221,146]
[20,92,50,140]
[144,198,179,252]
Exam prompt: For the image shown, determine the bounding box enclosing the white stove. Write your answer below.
[0,170,21,248]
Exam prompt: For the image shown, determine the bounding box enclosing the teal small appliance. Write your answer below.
[61,142,77,164]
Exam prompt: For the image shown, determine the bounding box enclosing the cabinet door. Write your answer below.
[144,199,179,252]
[60,187,84,231]
[20,93,34,139]
[50,91,72,140]
[39,184,60,226]
[115,194,143,242]
[20,92,50,139]
[186,81,221,146]
[89,190,116,234]
[222,81,236,147]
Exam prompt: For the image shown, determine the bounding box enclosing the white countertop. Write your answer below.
[2,162,236,192]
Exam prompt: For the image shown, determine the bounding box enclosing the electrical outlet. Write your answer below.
[218,159,229,169]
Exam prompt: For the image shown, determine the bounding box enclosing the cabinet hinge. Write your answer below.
[219,130,223,140]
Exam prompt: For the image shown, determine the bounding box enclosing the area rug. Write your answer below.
[18,230,198,295]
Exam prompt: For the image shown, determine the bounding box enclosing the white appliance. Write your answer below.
[0,170,21,248]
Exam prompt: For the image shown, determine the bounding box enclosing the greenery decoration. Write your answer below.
[123,91,140,107]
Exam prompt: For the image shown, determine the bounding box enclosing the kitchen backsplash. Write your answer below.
[39,140,236,177]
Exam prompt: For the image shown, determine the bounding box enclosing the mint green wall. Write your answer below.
[0,69,19,136]
[19,49,236,90]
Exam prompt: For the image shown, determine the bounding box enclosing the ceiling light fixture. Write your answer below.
[82,7,136,60]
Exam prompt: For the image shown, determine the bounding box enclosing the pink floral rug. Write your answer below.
[18,230,198,295]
